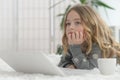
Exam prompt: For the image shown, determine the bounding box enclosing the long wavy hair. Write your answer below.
[62,4,120,58]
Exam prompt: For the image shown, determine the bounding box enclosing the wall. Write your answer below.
[0,0,120,53]
[99,0,120,42]
[0,0,50,52]
[0,0,15,50]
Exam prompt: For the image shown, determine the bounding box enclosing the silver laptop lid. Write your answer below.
[0,51,65,76]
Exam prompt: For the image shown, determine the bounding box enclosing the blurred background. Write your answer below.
[0,0,120,54]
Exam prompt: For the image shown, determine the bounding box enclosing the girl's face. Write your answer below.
[65,10,85,44]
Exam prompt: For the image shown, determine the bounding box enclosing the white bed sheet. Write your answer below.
[0,54,120,80]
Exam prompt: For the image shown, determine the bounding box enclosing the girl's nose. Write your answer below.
[69,23,74,29]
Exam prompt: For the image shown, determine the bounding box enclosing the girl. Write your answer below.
[58,4,120,69]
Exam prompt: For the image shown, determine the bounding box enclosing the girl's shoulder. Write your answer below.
[92,43,101,52]
[92,43,99,48]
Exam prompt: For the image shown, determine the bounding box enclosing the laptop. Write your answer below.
[0,50,90,76]
[0,50,66,76]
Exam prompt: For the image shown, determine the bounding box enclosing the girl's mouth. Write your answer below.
[68,32,73,34]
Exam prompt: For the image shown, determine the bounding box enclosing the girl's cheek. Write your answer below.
[77,27,84,32]
[77,30,83,32]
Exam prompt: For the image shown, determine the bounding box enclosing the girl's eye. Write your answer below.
[66,23,71,26]
[75,22,81,25]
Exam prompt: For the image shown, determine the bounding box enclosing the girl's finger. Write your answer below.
[80,32,83,39]
[68,33,72,41]
[75,31,79,40]
[72,32,76,41]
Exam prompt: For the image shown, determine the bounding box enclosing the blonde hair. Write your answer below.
[62,4,120,58]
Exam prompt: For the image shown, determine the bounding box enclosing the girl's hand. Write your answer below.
[67,64,76,69]
[68,31,84,45]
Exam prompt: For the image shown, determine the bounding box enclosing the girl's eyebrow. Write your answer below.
[66,20,70,22]
[74,18,81,20]
[66,18,81,22]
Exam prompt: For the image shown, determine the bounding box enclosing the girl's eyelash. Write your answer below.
[76,22,81,23]
[65,21,81,26]
[66,23,70,25]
